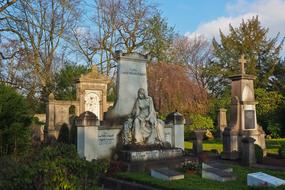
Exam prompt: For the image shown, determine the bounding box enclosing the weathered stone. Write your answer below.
[191,129,206,155]
[222,55,266,160]
[120,148,183,162]
[105,51,148,120]
[46,65,109,140]
[202,167,236,182]
[241,137,256,166]
[217,108,227,138]
[151,168,184,181]
[202,161,233,173]
[202,161,236,182]
[247,172,285,187]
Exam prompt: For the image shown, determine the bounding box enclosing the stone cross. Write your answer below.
[238,54,247,74]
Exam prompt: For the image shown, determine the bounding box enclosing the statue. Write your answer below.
[121,88,165,145]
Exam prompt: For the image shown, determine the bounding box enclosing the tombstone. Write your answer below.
[202,161,236,182]
[75,52,185,164]
[105,51,148,121]
[241,137,256,166]
[222,55,266,160]
[217,108,227,139]
[247,172,285,187]
[191,129,206,155]
[151,168,184,181]
[77,111,100,161]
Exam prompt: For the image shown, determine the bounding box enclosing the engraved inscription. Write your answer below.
[245,110,255,129]
[122,68,146,76]
[98,131,115,145]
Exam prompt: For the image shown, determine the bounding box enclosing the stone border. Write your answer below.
[100,176,161,190]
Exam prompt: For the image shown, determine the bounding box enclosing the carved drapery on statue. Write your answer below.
[121,88,165,145]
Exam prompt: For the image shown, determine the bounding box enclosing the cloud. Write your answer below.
[186,0,285,42]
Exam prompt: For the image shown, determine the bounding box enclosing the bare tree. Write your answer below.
[168,35,213,90]
[0,0,17,12]
[72,0,155,77]
[0,0,80,107]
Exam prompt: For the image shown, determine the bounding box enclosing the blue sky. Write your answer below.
[153,0,234,34]
[153,0,285,42]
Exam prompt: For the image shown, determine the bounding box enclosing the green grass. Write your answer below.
[184,138,285,154]
[266,139,285,154]
[115,165,285,190]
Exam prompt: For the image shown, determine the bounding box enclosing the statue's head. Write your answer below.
[138,88,146,99]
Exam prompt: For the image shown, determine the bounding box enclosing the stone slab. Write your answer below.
[202,168,236,182]
[202,162,233,173]
[118,156,197,172]
[151,168,184,181]
[120,148,183,162]
[247,172,285,187]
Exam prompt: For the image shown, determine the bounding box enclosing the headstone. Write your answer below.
[191,129,206,155]
[222,55,266,160]
[202,161,236,182]
[105,51,148,120]
[241,137,256,166]
[247,172,285,187]
[151,168,184,181]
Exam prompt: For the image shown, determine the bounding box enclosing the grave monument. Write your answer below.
[77,51,185,164]
[222,55,266,160]
[45,66,109,140]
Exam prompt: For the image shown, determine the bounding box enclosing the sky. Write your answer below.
[153,0,285,41]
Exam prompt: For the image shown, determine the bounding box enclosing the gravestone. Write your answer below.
[76,52,185,163]
[241,137,256,166]
[222,55,266,160]
[151,168,184,181]
[191,130,206,155]
[247,172,285,187]
[202,161,236,182]
[105,51,148,120]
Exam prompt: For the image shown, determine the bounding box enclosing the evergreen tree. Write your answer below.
[211,16,284,95]
[0,84,31,156]
[54,63,89,100]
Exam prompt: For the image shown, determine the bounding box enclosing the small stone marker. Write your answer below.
[247,172,285,187]
[202,161,236,182]
[151,168,184,181]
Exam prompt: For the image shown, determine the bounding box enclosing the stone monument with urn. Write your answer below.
[222,55,266,160]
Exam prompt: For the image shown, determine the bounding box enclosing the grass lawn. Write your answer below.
[184,138,285,154]
[115,164,285,190]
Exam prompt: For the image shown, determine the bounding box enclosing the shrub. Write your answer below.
[267,122,281,138]
[0,84,32,156]
[185,114,214,139]
[255,144,263,163]
[0,143,109,190]
[57,123,70,143]
[279,143,285,158]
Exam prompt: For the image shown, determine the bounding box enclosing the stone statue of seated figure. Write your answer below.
[122,88,165,145]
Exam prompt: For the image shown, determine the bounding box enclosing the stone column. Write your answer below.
[77,111,100,161]
[46,93,56,142]
[192,130,206,155]
[217,108,227,139]
[241,137,256,166]
[165,112,185,150]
